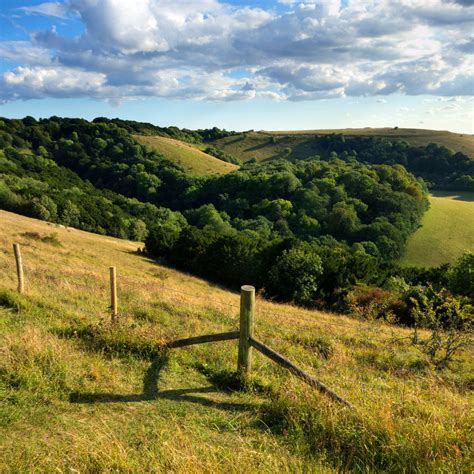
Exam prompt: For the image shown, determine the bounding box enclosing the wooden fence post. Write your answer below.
[237,285,255,375]
[110,266,118,321]
[13,243,24,294]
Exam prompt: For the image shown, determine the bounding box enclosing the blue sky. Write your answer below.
[0,0,473,133]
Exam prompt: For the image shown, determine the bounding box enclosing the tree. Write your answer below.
[129,219,148,241]
[327,202,359,238]
[256,198,293,221]
[30,195,57,221]
[185,204,233,234]
[267,244,323,306]
[449,253,474,299]
[146,222,182,257]
[60,200,80,227]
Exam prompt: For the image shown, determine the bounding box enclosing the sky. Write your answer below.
[0,0,473,133]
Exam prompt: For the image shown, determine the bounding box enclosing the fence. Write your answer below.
[11,243,352,408]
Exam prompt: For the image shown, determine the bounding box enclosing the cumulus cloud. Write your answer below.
[1,66,106,101]
[1,0,473,103]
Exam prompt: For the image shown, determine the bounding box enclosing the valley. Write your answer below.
[0,117,472,473]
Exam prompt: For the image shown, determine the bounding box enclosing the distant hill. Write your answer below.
[402,191,474,267]
[211,128,474,163]
[268,128,474,158]
[135,135,238,176]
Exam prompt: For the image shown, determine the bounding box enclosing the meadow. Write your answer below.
[212,128,474,163]
[402,191,474,267]
[267,128,474,158]
[135,134,238,176]
[0,210,472,472]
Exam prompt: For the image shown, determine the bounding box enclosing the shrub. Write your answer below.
[407,285,473,369]
[448,252,474,299]
[341,285,403,322]
[267,244,323,306]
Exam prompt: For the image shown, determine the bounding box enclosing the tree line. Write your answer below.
[311,134,473,190]
[0,116,471,329]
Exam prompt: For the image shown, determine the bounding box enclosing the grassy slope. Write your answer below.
[402,191,474,267]
[212,128,474,162]
[0,210,472,472]
[135,135,238,176]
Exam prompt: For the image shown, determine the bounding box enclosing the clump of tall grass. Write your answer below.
[259,391,471,472]
[290,334,333,359]
[1,326,70,401]
[20,231,62,246]
[55,322,166,360]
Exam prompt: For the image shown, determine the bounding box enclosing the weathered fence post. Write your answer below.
[110,266,118,321]
[13,243,24,294]
[238,285,255,375]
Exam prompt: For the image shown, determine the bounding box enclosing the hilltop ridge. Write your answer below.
[211,127,474,163]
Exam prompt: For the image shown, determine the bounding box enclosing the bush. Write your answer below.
[407,285,473,369]
[267,244,323,306]
[448,252,474,299]
[146,222,183,258]
[341,285,403,322]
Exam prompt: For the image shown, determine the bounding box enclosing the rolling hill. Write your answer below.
[0,210,472,472]
[402,191,474,267]
[211,128,474,163]
[135,134,238,176]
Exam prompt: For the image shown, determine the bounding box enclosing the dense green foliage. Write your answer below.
[311,134,474,190]
[0,117,188,239]
[0,116,471,323]
[92,117,237,144]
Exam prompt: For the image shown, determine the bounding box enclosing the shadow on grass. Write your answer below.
[430,190,474,202]
[70,354,167,403]
[244,141,272,153]
[70,354,255,412]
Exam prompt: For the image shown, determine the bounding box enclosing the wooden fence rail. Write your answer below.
[164,284,352,408]
[166,331,240,349]
[10,244,351,408]
[250,337,353,408]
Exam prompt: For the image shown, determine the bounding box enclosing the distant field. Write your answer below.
[213,128,474,162]
[402,191,474,267]
[267,128,474,158]
[212,132,317,162]
[135,135,238,176]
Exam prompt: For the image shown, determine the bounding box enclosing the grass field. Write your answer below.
[135,135,238,176]
[212,128,474,163]
[267,128,474,158]
[0,210,473,472]
[402,191,474,267]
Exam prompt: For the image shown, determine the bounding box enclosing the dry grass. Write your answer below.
[0,210,472,472]
[135,135,238,176]
[212,128,474,163]
[265,127,474,158]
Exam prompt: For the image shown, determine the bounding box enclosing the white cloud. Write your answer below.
[18,2,68,19]
[1,66,106,102]
[1,0,473,103]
